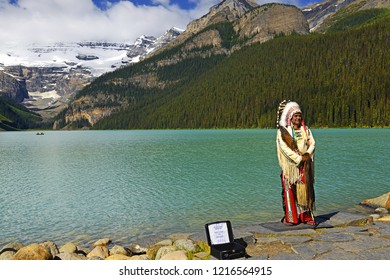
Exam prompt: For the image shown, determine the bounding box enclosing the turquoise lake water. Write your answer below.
[0,129,389,247]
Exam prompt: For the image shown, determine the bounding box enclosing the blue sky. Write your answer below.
[92,0,198,10]
[0,0,318,44]
[91,0,316,10]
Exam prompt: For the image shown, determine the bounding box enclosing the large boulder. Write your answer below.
[87,246,109,259]
[110,245,130,256]
[155,246,177,260]
[12,244,52,260]
[129,243,147,254]
[93,238,111,247]
[174,239,196,252]
[55,252,87,260]
[59,242,78,254]
[105,254,133,260]
[361,192,390,209]
[160,250,188,260]
[40,241,59,257]
[1,242,24,254]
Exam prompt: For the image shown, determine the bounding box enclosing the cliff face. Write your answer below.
[304,0,390,31]
[235,4,309,44]
[61,3,310,129]
[157,3,308,57]
[1,65,94,120]
[187,0,259,32]
[0,71,28,102]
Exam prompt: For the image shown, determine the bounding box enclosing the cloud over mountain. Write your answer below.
[0,0,312,44]
[0,0,202,44]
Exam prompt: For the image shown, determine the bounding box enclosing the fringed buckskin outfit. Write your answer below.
[276,101,316,225]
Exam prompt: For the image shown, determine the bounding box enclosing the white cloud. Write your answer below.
[0,0,203,44]
[0,0,310,45]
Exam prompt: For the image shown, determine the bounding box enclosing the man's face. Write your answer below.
[291,113,302,127]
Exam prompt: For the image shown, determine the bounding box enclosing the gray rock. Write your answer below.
[375,222,390,236]
[129,243,147,254]
[248,253,268,260]
[40,241,59,257]
[315,248,363,260]
[375,207,389,214]
[174,239,195,252]
[278,235,313,244]
[370,214,381,220]
[269,252,303,260]
[0,242,24,254]
[318,227,349,234]
[232,229,256,245]
[87,246,109,259]
[55,252,87,260]
[59,242,77,254]
[327,211,372,227]
[93,238,111,247]
[155,246,177,260]
[344,226,372,234]
[255,237,280,244]
[160,250,188,260]
[292,241,334,259]
[241,224,276,234]
[336,235,390,252]
[110,245,130,256]
[314,233,355,242]
[357,247,390,260]
[0,251,15,260]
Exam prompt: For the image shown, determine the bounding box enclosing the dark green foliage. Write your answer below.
[0,96,43,130]
[92,15,389,129]
[327,8,390,32]
[203,21,241,49]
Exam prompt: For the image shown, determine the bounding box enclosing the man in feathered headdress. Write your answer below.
[276,100,316,225]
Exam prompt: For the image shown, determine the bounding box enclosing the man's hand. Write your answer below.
[300,153,311,165]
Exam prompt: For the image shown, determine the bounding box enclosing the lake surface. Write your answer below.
[0,129,389,247]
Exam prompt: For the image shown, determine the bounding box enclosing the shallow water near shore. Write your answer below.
[0,129,389,247]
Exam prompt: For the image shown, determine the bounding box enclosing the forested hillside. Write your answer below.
[0,96,43,131]
[90,13,389,129]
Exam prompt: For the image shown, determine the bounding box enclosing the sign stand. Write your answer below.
[205,220,247,260]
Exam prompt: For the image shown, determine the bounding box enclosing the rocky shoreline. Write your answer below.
[1,194,389,260]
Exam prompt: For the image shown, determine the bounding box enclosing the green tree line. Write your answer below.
[0,96,43,130]
[92,15,389,129]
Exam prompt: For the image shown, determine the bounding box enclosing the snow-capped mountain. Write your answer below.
[126,27,183,62]
[0,27,182,119]
[0,27,183,77]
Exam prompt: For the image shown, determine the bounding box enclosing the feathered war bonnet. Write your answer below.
[277,100,302,128]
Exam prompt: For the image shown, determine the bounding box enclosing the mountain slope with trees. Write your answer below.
[89,13,389,129]
[51,3,390,129]
[0,96,43,131]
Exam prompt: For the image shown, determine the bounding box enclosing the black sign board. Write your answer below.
[205,221,246,260]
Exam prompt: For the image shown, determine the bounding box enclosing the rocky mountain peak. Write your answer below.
[209,0,259,18]
[188,0,258,33]
[163,0,259,51]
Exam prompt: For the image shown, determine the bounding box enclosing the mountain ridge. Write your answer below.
[0,27,182,124]
[1,0,389,130]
